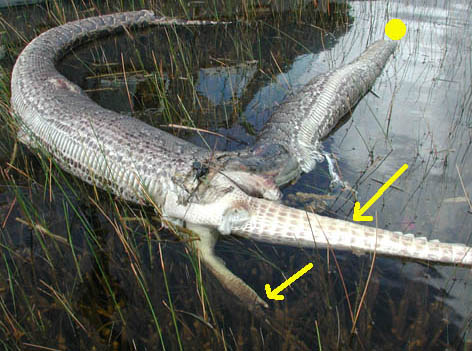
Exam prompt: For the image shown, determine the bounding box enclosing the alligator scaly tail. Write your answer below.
[10,11,472,312]
[233,198,472,267]
[162,170,472,310]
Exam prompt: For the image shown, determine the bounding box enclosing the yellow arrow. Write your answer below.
[265,263,314,301]
[353,164,408,222]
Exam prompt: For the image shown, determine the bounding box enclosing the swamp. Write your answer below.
[0,0,471,349]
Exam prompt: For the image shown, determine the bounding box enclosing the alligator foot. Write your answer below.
[186,223,268,313]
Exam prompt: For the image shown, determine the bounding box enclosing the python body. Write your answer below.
[11,10,472,310]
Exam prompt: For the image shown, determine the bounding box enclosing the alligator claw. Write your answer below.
[187,223,268,311]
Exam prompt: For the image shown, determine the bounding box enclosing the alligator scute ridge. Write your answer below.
[10,10,472,310]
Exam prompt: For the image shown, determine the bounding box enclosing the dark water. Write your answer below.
[0,0,471,350]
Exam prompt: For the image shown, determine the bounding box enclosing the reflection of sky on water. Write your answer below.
[246,53,328,131]
[196,63,257,105]
[277,0,472,325]
[1,0,470,345]
[350,0,471,325]
[194,0,471,326]
[195,53,328,132]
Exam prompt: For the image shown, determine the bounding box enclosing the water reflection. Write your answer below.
[0,0,471,349]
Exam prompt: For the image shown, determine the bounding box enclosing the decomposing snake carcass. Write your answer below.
[11,10,472,310]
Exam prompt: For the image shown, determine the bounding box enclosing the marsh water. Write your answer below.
[0,0,471,349]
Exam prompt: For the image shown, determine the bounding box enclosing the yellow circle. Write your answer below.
[385,19,406,41]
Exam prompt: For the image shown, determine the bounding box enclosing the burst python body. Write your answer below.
[11,10,472,309]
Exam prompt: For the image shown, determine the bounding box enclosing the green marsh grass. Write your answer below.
[0,0,471,349]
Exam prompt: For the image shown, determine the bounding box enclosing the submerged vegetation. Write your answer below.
[0,0,471,349]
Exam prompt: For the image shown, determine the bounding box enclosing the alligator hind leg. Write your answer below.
[186,223,268,313]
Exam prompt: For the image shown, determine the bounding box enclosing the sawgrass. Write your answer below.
[0,0,471,350]
[0,1,346,349]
